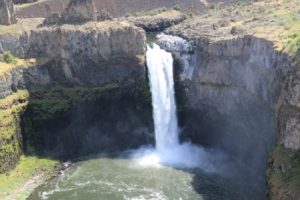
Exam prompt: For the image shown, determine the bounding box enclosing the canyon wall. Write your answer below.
[0,20,151,172]
[157,30,300,199]
[157,33,292,186]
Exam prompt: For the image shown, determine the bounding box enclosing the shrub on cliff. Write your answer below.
[285,32,300,54]
[3,51,17,64]
[173,4,180,11]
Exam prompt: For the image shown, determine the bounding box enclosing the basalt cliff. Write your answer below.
[0,0,299,200]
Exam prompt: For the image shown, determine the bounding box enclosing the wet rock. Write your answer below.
[0,0,17,25]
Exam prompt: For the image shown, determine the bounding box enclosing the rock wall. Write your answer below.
[0,0,17,25]
[20,21,146,86]
[278,57,300,150]
[0,20,148,172]
[22,85,153,157]
[0,20,146,92]
[61,0,97,23]
[157,33,292,181]
[0,91,28,173]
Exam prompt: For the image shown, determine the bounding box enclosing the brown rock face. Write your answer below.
[61,0,97,23]
[0,0,17,25]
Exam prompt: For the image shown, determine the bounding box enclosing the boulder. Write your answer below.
[0,0,17,25]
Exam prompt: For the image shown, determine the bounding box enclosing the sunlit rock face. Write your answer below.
[0,19,149,171]
[0,20,146,96]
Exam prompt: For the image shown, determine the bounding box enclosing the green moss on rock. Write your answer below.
[267,145,300,200]
[0,90,29,173]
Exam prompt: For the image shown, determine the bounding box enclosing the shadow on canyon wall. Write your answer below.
[19,62,154,161]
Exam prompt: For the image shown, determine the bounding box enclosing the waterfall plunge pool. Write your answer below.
[28,44,267,200]
[28,151,265,200]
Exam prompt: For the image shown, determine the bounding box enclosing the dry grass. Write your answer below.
[0,57,48,77]
[195,0,300,54]
[0,18,43,36]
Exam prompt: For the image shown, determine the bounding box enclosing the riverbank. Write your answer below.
[0,156,58,200]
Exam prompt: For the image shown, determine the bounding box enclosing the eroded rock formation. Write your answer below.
[0,0,17,25]
[44,0,112,24]
[61,0,97,23]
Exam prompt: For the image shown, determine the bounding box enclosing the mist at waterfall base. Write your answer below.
[28,44,267,200]
[130,44,226,172]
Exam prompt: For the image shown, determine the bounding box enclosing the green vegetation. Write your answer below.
[22,85,120,152]
[26,85,119,122]
[134,78,151,107]
[125,12,131,17]
[173,4,180,11]
[0,90,29,173]
[0,155,58,200]
[267,145,300,200]
[3,52,17,64]
[187,46,195,54]
[284,32,300,54]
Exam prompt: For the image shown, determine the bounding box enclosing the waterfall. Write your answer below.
[132,43,220,171]
[146,44,179,153]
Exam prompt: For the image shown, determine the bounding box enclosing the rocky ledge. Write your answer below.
[127,10,187,32]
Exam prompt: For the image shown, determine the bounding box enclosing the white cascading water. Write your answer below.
[132,44,220,171]
[146,44,179,153]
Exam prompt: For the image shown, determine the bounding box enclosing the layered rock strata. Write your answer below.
[0,19,147,172]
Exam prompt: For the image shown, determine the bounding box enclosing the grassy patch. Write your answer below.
[0,155,58,200]
[0,18,42,36]
[284,32,300,54]
[0,57,47,76]
[0,90,29,173]
[3,52,17,64]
